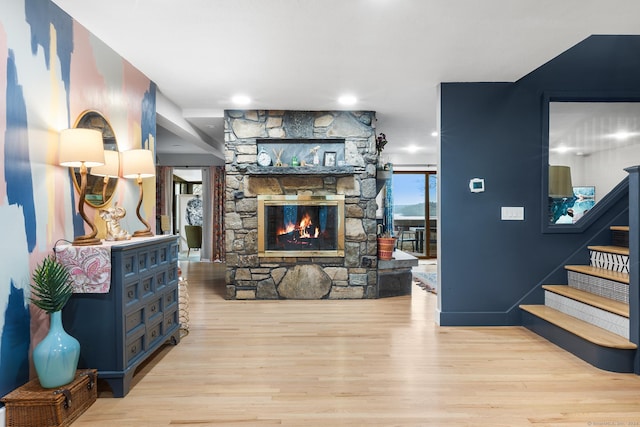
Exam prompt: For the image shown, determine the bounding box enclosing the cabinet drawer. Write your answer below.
[169,242,179,262]
[164,287,178,311]
[140,275,154,299]
[164,306,179,332]
[146,296,163,325]
[146,318,164,349]
[125,306,144,336]
[168,265,178,286]
[158,244,169,264]
[121,252,138,280]
[125,331,145,368]
[137,250,149,273]
[148,248,159,270]
[124,282,140,308]
[156,270,167,292]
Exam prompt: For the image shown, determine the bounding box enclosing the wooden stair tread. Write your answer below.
[587,245,629,256]
[564,265,629,284]
[610,225,629,232]
[520,305,636,350]
[542,285,629,317]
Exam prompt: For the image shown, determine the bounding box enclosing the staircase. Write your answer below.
[520,226,637,373]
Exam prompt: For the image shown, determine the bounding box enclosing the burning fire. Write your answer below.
[278,212,320,239]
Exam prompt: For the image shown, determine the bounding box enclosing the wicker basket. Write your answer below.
[1,369,97,427]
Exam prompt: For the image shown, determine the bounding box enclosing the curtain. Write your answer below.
[201,167,212,261]
[384,164,394,236]
[212,166,225,262]
[156,166,173,234]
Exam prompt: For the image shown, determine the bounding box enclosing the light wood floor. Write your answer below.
[74,261,640,426]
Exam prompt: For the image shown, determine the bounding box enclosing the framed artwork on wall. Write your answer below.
[571,186,595,221]
[324,151,336,167]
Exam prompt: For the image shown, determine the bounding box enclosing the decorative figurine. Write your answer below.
[99,206,131,241]
[310,145,321,165]
[273,148,283,167]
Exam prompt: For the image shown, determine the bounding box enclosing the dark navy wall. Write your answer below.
[439,35,640,326]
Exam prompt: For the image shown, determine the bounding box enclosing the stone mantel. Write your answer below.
[244,165,355,176]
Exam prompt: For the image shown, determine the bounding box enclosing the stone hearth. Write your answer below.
[224,110,379,299]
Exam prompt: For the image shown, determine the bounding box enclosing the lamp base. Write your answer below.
[132,230,154,238]
[72,236,102,246]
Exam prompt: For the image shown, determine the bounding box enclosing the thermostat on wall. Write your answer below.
[469,178,485,193]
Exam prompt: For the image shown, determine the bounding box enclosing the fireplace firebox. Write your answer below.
[258,195,345,257]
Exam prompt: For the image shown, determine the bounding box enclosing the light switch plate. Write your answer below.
[501,206,524,221]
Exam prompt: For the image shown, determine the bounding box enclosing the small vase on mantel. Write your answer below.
[33,311,80,388]
[30,254,80,388]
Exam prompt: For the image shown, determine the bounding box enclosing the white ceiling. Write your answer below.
[51,0,640,168]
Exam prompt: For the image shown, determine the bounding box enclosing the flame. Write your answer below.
[277,212,319,239]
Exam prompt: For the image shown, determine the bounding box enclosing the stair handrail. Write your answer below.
[624,166,640,374]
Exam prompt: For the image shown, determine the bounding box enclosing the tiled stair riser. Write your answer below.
[589,250,629,273]
[545,291,629,339]
[567,271,628,303]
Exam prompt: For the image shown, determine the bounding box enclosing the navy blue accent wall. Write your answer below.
[0,284,30,398]
[439,35,640,326]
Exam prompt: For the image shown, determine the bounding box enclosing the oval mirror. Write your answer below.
[71,111,119,207]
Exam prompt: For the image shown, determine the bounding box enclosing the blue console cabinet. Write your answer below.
[62,235,180,397]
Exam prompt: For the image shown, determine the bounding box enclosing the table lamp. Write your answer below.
[549,165,576,223]
[59,128,105,246]
[90,150,120,204]
[121,149,155,237]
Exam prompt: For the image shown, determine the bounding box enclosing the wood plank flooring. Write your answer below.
[73,261,640,426]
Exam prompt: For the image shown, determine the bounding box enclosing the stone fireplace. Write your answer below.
[224,110,379,299]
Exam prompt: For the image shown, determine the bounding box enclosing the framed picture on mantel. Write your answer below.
[324,151,336,167]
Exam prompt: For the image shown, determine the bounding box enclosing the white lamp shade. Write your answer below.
[90,150,120,177]
[121,149,155,179]
[59,128,105,167]
[549,165,574,198]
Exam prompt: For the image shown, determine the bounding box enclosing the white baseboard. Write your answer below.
[0,406,6,427]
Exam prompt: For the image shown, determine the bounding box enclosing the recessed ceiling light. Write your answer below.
[403,145,423,153]
[431,131,438,137]
[553,145,570,153]
[608,131,638,141]
[231,95,251,105]
[338,95,357,106]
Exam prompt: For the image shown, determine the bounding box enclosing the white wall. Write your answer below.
[550,142,640,201]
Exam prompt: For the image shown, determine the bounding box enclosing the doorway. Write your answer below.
[392,171,437,259]
[173,168,203,261]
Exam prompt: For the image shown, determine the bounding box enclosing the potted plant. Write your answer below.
[30,254,80,388]
[377,231,396,260]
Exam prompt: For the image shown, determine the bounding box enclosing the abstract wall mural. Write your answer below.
[0,0,156,399]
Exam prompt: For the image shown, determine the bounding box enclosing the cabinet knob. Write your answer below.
[131,345,137,353]
[128,290,134,299]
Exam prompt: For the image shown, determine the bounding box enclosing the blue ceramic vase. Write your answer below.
[33,311,80,388]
